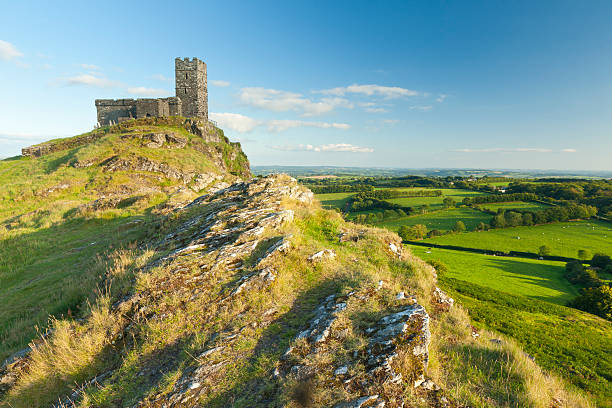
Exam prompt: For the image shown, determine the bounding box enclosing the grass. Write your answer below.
[314,188,491,213]
[436,274,611,407]
[409,246,579,305]
[0,117,246,363]
[374,207,491,232]
[0,174,590,407]
[424,220,612,258]
[480,201,550,212]
[315,192,353,210]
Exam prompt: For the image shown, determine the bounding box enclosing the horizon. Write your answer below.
[1,0,611,170]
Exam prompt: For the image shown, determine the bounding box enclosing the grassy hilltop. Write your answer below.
[0,120,603,407]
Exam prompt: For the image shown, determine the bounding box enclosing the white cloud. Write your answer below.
[267,120,350,132]
[271,143,373,153]
[561,148,577,153]
[453,147,557,153]
[0,40,23,61]
[409,105,433,111]
[316,84,419,99]
[80,63,100,70]
[127,87,169,96]
[436,94,448,103]
[210,112,261,133]
[211,80,231,87]
[381,119,400,125]
[238,87,352,116]
[149,74,171,81]
[64,73,120,88]
[210,112,351,133]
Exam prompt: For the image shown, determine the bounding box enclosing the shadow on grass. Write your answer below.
[483,257,577,304]
[204,275,360,408]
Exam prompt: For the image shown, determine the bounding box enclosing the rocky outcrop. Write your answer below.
[279,286,432,408]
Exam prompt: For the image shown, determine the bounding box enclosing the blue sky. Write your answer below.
[1,0,611,170]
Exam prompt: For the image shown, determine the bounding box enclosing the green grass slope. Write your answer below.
[0,117,250,363]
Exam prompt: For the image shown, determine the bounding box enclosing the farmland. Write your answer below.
[480,201,550,212]
[374,207,491,232]
[424,220,612,258]
[410,245,578,304]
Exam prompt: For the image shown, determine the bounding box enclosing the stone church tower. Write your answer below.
[175,57,208,121]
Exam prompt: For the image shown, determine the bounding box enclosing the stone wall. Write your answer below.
[95,99,137,125]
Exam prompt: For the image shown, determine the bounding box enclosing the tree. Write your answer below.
[505,211,523,227]
[442,197,455,208]
[591,253,612,269]
[578,249,592,260]
[491,213,506,228]
[453,220,466,232]
[476,222,487,231]
[538,245,551,257]
[569,285,612,321]
[398,224,428,240]
[522,213,534,226]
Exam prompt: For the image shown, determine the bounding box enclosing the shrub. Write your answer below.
[426,259,448,275]
[569,285,612,321]
[538,245,551,257]
[453,220,466,232]
[591,253,611,269]
[398,224,428,240]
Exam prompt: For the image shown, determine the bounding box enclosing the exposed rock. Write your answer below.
[433,287,454,308]
[281,286,432,407]
[308,249,336,262]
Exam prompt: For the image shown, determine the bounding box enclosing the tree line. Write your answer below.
[565,254,612,321]
[489,204,597,228]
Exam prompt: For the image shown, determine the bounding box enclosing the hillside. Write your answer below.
[0,119,595,407]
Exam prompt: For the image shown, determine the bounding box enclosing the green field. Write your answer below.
[410,246,578,304]
[424,220,612,258]
[386,188,488,209]
[375,207,491,232]
[481,201,550,212]
[314,188,490,212]
[315,192,353,210]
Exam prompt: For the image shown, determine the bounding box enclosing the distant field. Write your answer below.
[315,188,490,212]
[480,201,550,212]
[410,246,578,304]
[375,207,491,232]
[386,188,488,209]
[424,220,612,258]
[315,192,353,210]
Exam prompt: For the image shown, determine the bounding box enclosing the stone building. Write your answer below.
[95,57,208,126]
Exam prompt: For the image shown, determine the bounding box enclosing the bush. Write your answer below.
[538,245,551,257]
[569,285,612,321]
[453,220,466,232]
[426,259,448,275]
[565,261,601,288]
[591,253,611,269]
[398,224,428,240]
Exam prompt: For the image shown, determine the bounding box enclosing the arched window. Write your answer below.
[185,73,188,79]
[184,88,187,94]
